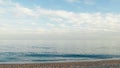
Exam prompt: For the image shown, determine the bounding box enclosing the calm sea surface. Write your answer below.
[0,40,120,63]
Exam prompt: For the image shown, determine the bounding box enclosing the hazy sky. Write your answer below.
[0,0,120,39]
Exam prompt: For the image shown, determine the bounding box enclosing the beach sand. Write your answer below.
[0,60,120,68]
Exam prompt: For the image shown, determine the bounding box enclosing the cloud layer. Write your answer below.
[0,0,120,35]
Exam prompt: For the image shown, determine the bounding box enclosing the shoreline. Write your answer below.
[0,59,120,68]
[0,58,119,64]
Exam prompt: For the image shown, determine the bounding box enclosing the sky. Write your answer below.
[0,0,120,40]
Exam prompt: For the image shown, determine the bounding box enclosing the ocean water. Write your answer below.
[0,40,120,63]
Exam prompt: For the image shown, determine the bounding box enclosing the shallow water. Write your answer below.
[0,40,120,63]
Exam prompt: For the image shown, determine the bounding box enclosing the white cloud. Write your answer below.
[0,9,6,14]
[49,17,64,22]
[46,23,56,27]
[0,0,4,4]
[13,4,34,17]
[0,0,120,34]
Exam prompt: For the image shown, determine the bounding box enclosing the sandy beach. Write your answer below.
[0,60,120,68]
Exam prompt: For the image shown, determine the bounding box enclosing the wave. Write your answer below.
[0,52,120,62]
[25,53,120,59]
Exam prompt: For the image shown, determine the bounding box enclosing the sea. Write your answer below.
[0,40,120,63]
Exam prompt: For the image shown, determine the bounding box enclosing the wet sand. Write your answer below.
[0,60,120,68]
